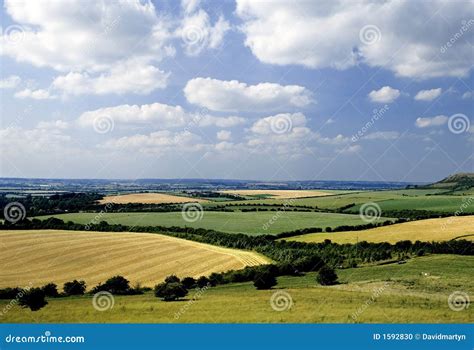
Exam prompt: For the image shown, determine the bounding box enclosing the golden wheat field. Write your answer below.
[0,230,270,289]
[220,189,334,199]
[286,215,474,244]
[99,192,208,204]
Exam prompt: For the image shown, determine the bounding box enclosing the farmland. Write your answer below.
[218,189,337,199]
[99,193,208,204]
[37,211,393,235]
[0,230,270,288]
[287,215,474,244]
[1,255,471,323]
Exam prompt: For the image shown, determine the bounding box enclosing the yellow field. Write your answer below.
[0,230,270,289]
[220,189,333,199]
[286,216,474,244]
[99,193,208,204]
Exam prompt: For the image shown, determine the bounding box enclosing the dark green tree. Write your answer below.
[63,280,86,296]
[316,265,338,286]
[18,288,48,311]
[154,282,188,301]
[42,283,59,297]
[253,271,277,290]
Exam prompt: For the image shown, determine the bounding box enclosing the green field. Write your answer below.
[37,211,392,235]
[218,189,473,214]
[1,255,472,323]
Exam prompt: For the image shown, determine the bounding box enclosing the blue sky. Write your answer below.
[0,0,473,182]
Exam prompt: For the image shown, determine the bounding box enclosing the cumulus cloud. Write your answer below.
[368,86,400,103]
[235,0,474,79]
[77,102,244,130]
[0,127,71,152]
[52,60,169,96]
[462,92,473,100]
[216,130,232,141]
[14,88,56,100]
[0,75,21,89]
[37,120,70,130]
[415,115,448,128]
[414,88,442,101]
[185,78,313,112]
[177,9,230,56]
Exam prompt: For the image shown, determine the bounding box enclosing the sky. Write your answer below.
[0,0,473,182]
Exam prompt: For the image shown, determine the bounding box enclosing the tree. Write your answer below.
[18,288,48,311]
[181,277,196,289]
[316,265,338,286]
[196,276,210,288]
[164,275,180,284]
[42,283,59,297]
[253,271,277,290]
[63,280,86,296]
[91,275,131,295]
[154,282,188,301]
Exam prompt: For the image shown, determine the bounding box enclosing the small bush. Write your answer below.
[42,283,59,297]
[316,265,338,286]
[253,270,277,290]
[154,282,188,301]
[18,288,48,311]
[181,277,197,289]
[63,280,86,296]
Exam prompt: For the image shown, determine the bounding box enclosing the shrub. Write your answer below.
[154,282,188,301]
[18,288,48,311]
[316,265,338,286]
[181,277,196,289]
[196,276,211,288]
[91,276,132,295]
[164,275,180,284]
[63,280,86,296]
[42,283,59,297]
[253,270,277,290]
[0,287,22,299]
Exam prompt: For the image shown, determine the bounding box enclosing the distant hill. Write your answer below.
[424,173,474,192]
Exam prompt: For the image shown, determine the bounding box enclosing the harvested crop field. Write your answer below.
[219,189,335,199]
[99,192,208,204]
[286,215,474,244]
[0,230,270,289]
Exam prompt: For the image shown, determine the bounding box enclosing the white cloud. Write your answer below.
[0,75,21,89]
[177,10,230,56]
[462,92,473,100]
[77,102,244,130]
[316,134,350,145]
[1,0,173,72]
[37,120,70,130]
[339,144,362,154]
[414,88,442,101]
[216,130,232,141]
[0,127,71,152]
[185,78,313,112]
[198,115,245,128]
[415,115,448,128]
[52,60,169,96]
[102,130,206,154]
[368,86,400,103]
[235,0,474,79]
[14,88,56,100]
[182,0,201,14]
[249,113,307,135]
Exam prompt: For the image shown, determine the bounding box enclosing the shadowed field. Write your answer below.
[0,230,270,288]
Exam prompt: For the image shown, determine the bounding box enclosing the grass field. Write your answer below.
[220,189,473,214]
[38,211,392,235]
[219,189,336,199]
[0,230,270,289]
[287,215,474,244]
[99,193,208,204]
[1,255,471,323]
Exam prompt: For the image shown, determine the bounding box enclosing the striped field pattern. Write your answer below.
[0,230,270,289]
